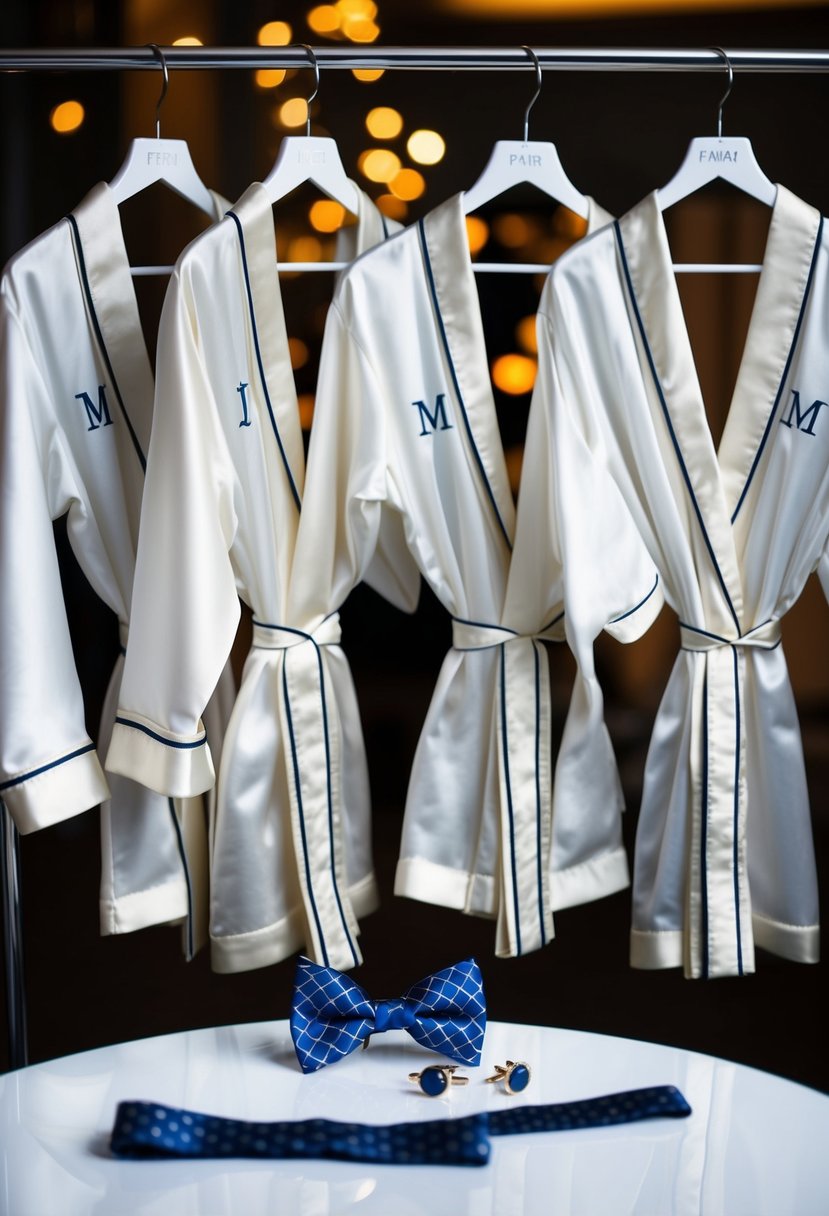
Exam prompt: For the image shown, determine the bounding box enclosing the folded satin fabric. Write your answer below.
[111,1085,692,1166]
[290,956,486,1073]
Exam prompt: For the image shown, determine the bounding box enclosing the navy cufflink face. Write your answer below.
[485,1060,531,1095]
[408,1064,470,1097]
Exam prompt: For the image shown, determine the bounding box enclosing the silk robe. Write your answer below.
[529,186,824,977]
[106,183,406,972]
[0,182,230,954]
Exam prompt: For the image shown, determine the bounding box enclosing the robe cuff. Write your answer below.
[604,574,663,643]
[106,711,215,798]
[0,741,109,834]
[210,873,379,974]
[629,914,820,971]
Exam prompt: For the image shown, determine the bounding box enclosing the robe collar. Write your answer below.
[615,187,821,632]
[420,193,611,552]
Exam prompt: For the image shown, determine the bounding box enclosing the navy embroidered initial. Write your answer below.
[780,389,827,437]
[237,381,252,428]
[75,385,113,432]
[412,393,453,437]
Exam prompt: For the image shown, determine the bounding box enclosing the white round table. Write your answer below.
[1,1019,827,1215]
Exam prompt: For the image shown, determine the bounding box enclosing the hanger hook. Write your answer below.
[520,45,542,143]
[145,44,167,139]
[710,46,733,139]
[296,43,320,137]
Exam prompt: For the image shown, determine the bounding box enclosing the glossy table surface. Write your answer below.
[1,1018,827,1215]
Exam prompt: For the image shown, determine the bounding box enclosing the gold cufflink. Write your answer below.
[408,1064,470,1097]
[485,1060,531,1095]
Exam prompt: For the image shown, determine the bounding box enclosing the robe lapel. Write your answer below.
[616,193,744,634]
[719,186,822,525]
[420,194,516,550]
[71,184,156,461]
[230,184,306,505]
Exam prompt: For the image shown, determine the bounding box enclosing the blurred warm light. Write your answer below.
[465,216,489,256]
[280,97,308,127]
[516,315,538,355]
[255,68,287,89]
[389,168,425,201]
[505,444,524,495]
[366,106,403,139]
[309,199,347,232]
[493,214,532,248]
[407,129,446,165]
[307,4,341,33]
[491,353,537,395]
[352,68,384,82]
[359,148,402,183]
[50,100,85,134]
[258,21,292,45]
[337,0,377,14]
[288,337,309,369]
[376,194,408,221]
[553,207,589,240]
[288,235,324,262]
[344,18,380,41]
[298,393,316,431]
[172,36,203,46]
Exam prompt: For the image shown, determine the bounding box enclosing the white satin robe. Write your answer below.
[106,183,405,973]
[531,186,825,977]
[292,192,659,958]
[0,182,230,955]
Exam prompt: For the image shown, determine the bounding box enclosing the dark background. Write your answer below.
[1,1,828,1093]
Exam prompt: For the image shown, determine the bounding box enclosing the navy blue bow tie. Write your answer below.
[290,957,486,1074]
[111,1086,692,1165]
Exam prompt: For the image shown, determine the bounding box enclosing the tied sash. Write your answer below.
[452,614,565,959]
[679,618,782,978]
[252,612,361,971]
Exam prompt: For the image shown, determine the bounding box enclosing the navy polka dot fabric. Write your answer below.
[110,1086,691,1167]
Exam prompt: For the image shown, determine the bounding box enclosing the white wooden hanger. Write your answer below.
[108,44,215,239]
[262,43,360,218]
[657,48,776,273]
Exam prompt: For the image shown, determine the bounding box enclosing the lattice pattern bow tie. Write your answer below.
[290,956,486,1074]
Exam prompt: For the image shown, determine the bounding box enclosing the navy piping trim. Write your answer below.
[227,211,302,512]
[499,644,522,955]
[678,621,729,644]
[380,213,390,239]
[732,648,744,976]
[281,661,329,966]
[311,641,358,967]
[167,798,195,961]
[114,717,206,749]
[67,214,146,473]
[0,742,96,792]
[609,573,660,625]
[614,222,741,634]
[541,609,565,631]
[417,219,512,551]
[732,214,824,523]
[252,613,338,639]
[532,640,546,946]
[700,670,710,979]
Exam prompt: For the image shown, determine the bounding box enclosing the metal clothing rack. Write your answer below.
[1,42,827,1074]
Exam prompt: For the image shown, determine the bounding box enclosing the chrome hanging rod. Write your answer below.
[1,46,828,73]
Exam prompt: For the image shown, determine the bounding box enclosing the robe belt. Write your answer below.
[451,615,564,959]
[677,617,781,980]
[251,610,360,973]
[251,613,342,651]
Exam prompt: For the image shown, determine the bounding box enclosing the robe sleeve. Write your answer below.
[0,294,109,832]
[290,300,420,621]
[106,268,240,798]
[536,306,663,655]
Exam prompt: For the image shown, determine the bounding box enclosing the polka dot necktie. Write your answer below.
[111,1085,691,1167]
